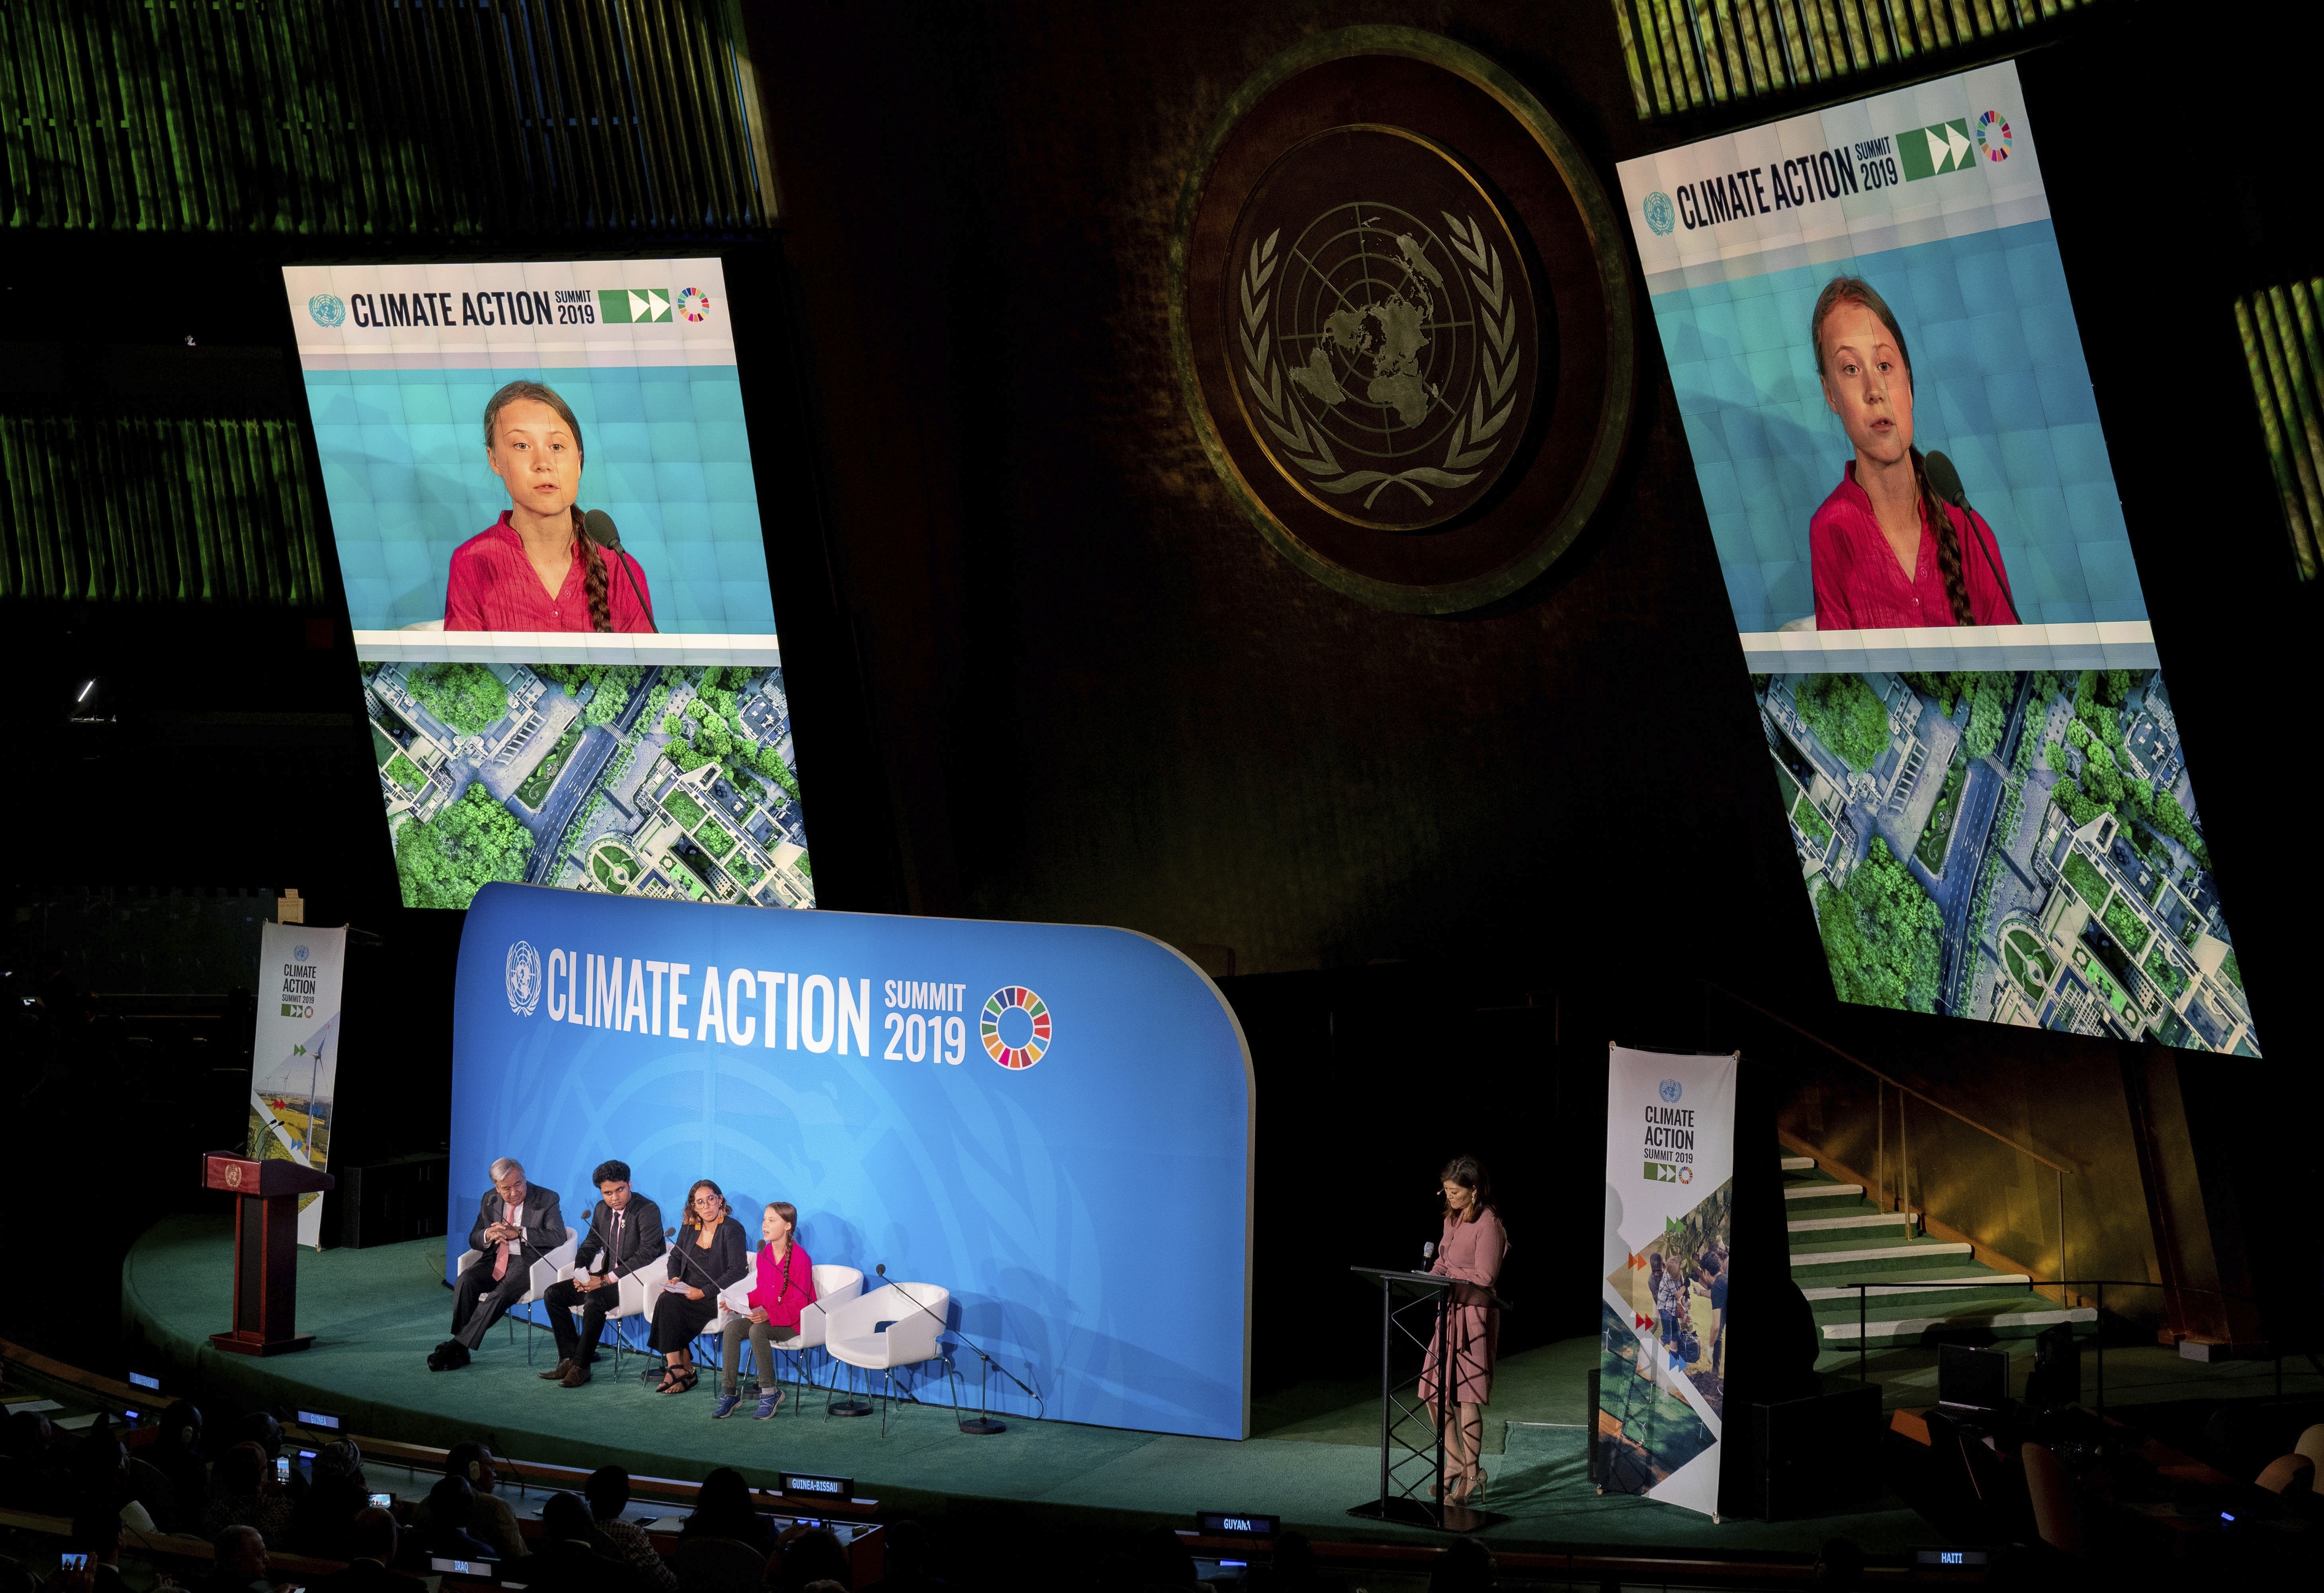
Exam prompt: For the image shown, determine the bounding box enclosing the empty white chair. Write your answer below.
[455,1233,579,1363]
[825,1280,951,1434]
[755,1264,863,1415]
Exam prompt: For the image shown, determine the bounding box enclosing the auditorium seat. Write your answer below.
[2021,1440,2082,1555]
[2295,1423,2324,1491]
[2254,1453,2316,1495]
[826,1281,950,1435]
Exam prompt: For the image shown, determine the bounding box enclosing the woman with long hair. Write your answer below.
[442,380,653,632]
[714,1201,819,1420]
[1807,277,2018,632]
[1419,1154,1509,1507]
[646,1179,749,1395]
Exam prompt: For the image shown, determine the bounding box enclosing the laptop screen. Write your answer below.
[1938,1343,2009,1409]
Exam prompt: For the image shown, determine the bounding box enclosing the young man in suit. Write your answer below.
[540,1159,664,1388]
[431,1157,567,1370]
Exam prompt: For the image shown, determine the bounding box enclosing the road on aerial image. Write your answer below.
[1915,676,2035,1012]
[522,667,664,884]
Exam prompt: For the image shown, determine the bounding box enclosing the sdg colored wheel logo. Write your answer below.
[1976,111,2012,162]
[980,986,1052,1070]
[677,286,712,323]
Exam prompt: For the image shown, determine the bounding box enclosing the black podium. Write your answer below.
[203,1151,334,1355]
[1346,1265,1502,1532]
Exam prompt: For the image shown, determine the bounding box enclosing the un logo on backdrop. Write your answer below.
[308,293,346,328]
[1643,191,1676,236]
[1659,1078,1682,1103]
[506,941,542,1016]
[293,943,310,963]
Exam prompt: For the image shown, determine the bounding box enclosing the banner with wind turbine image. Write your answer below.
[1598,1045,1737,1519]
[245,922,348,1248]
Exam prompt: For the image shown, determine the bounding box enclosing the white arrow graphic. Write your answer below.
[1926,127,1951,173]
[647,290,670,321]
[1945,123,1972,170]
[628,290,651,322]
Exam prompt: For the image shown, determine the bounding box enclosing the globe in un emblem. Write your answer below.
[308,293,346,329]
[1643,191,1676,237]
[506,940,542,1016]
[1229,128,1539,533]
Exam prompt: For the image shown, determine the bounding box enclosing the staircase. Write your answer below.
[1780,1150,2096,1349]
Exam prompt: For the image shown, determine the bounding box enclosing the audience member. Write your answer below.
[411,1475,499,1567]
[148,1404,210,1534]
[773,1528,847,1593]
[582,1467,676,1593]
[1,1552,37,1593]
[291,1440,370,1559]
[872,1520,941,1592]
[1,1411,72,1517]
[309,1510,417,1593]
[516,1493,636,1593]
[72,1425,174,1534]
[67,1513,131,1593]
[201,1444,294,1548]
[225,1413,307,1507]
[407,1444,528,1563]
[677,1469,768,1555]
[1427,1536,1494,1593]
[196,1526,271,1593]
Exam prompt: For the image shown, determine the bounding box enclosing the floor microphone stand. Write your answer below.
[877,1266,1041,1435]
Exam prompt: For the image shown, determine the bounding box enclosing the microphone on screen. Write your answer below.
[1921,450,2022,624]
[581,508,658,633]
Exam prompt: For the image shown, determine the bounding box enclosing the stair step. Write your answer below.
[1821,1306,2095,1344]
[1801,1273,2031,1303]
[1780,1156,1815,1172]
[1784,1183,1863,1200]
[1790,1241,1973,1270]
[1787,1211,1913,1234]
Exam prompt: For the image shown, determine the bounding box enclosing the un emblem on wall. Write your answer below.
[506,940,542,1017]
[1172,29,1634,613]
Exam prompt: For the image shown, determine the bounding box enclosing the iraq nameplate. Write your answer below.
[1170,28,1635,613]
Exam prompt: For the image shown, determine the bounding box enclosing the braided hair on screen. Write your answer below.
[1809,277,1972,625]
[483,379,610,632]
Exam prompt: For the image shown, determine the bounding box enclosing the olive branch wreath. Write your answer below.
[1237,213,1520,512]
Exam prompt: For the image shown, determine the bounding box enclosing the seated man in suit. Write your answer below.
[431,1157,567,1371]
[309,1507,420,1593]
[540,1159,663,1389]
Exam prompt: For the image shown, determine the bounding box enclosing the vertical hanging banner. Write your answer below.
[1597,1045,1738,1518]
[246,923,349,1248]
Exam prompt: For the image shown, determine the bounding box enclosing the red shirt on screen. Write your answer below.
[1809,462,2017,631]
[442,513,654,632]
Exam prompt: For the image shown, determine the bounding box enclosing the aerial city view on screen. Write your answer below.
[1760,667,2256,1056]
[363,660,814,912]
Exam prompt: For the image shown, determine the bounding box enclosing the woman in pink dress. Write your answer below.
[1420,1155,1509,1505]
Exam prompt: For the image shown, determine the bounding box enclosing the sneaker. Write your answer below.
[754,1390,782,1420]
[711,1393,741,1419]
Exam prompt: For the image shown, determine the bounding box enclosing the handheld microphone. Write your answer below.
[1921,450,2021,624]
[582,509,658,632]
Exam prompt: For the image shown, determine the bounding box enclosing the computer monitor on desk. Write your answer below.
[1937,1343,2011,1421]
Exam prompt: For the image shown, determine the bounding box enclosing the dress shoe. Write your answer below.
[439,1341,471,1370]
[560,1362,593,1388]
[540,1358,575,1382]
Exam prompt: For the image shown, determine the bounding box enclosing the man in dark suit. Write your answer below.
[309,1508,421,1593]
[540,1159,663,1388]
[510,1493,640,1593]
[430,1157,567,1370]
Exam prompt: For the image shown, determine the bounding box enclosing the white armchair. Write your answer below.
[825,1280,950,1434]
[455,1233,579,1362]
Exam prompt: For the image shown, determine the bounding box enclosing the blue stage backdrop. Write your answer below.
[451,883,1254,1439]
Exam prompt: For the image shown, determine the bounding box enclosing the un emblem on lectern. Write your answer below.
[506,941,542,1016]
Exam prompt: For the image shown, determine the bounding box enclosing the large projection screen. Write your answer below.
[282,259,812,912]
[1616,65,2257,1055]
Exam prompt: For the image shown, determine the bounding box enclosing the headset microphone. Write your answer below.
[582,508,658,632]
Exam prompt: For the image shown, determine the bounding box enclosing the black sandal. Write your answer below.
[658,1364,698,1395]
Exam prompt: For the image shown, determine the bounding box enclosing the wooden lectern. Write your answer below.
[203,1152,334,1356]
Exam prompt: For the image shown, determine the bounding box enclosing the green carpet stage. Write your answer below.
[126,1215,1929,1556]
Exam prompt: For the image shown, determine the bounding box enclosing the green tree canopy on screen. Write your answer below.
[394,786,534,909]
[1815,837,1941,1013]
[406,663,509,738]
[1795,674,1891,771]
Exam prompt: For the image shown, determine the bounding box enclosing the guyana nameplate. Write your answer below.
[1171,28,1635,613]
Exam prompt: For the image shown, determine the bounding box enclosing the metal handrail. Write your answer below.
[1834,1276,2278,1421]
[1708,982,2072,1172]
